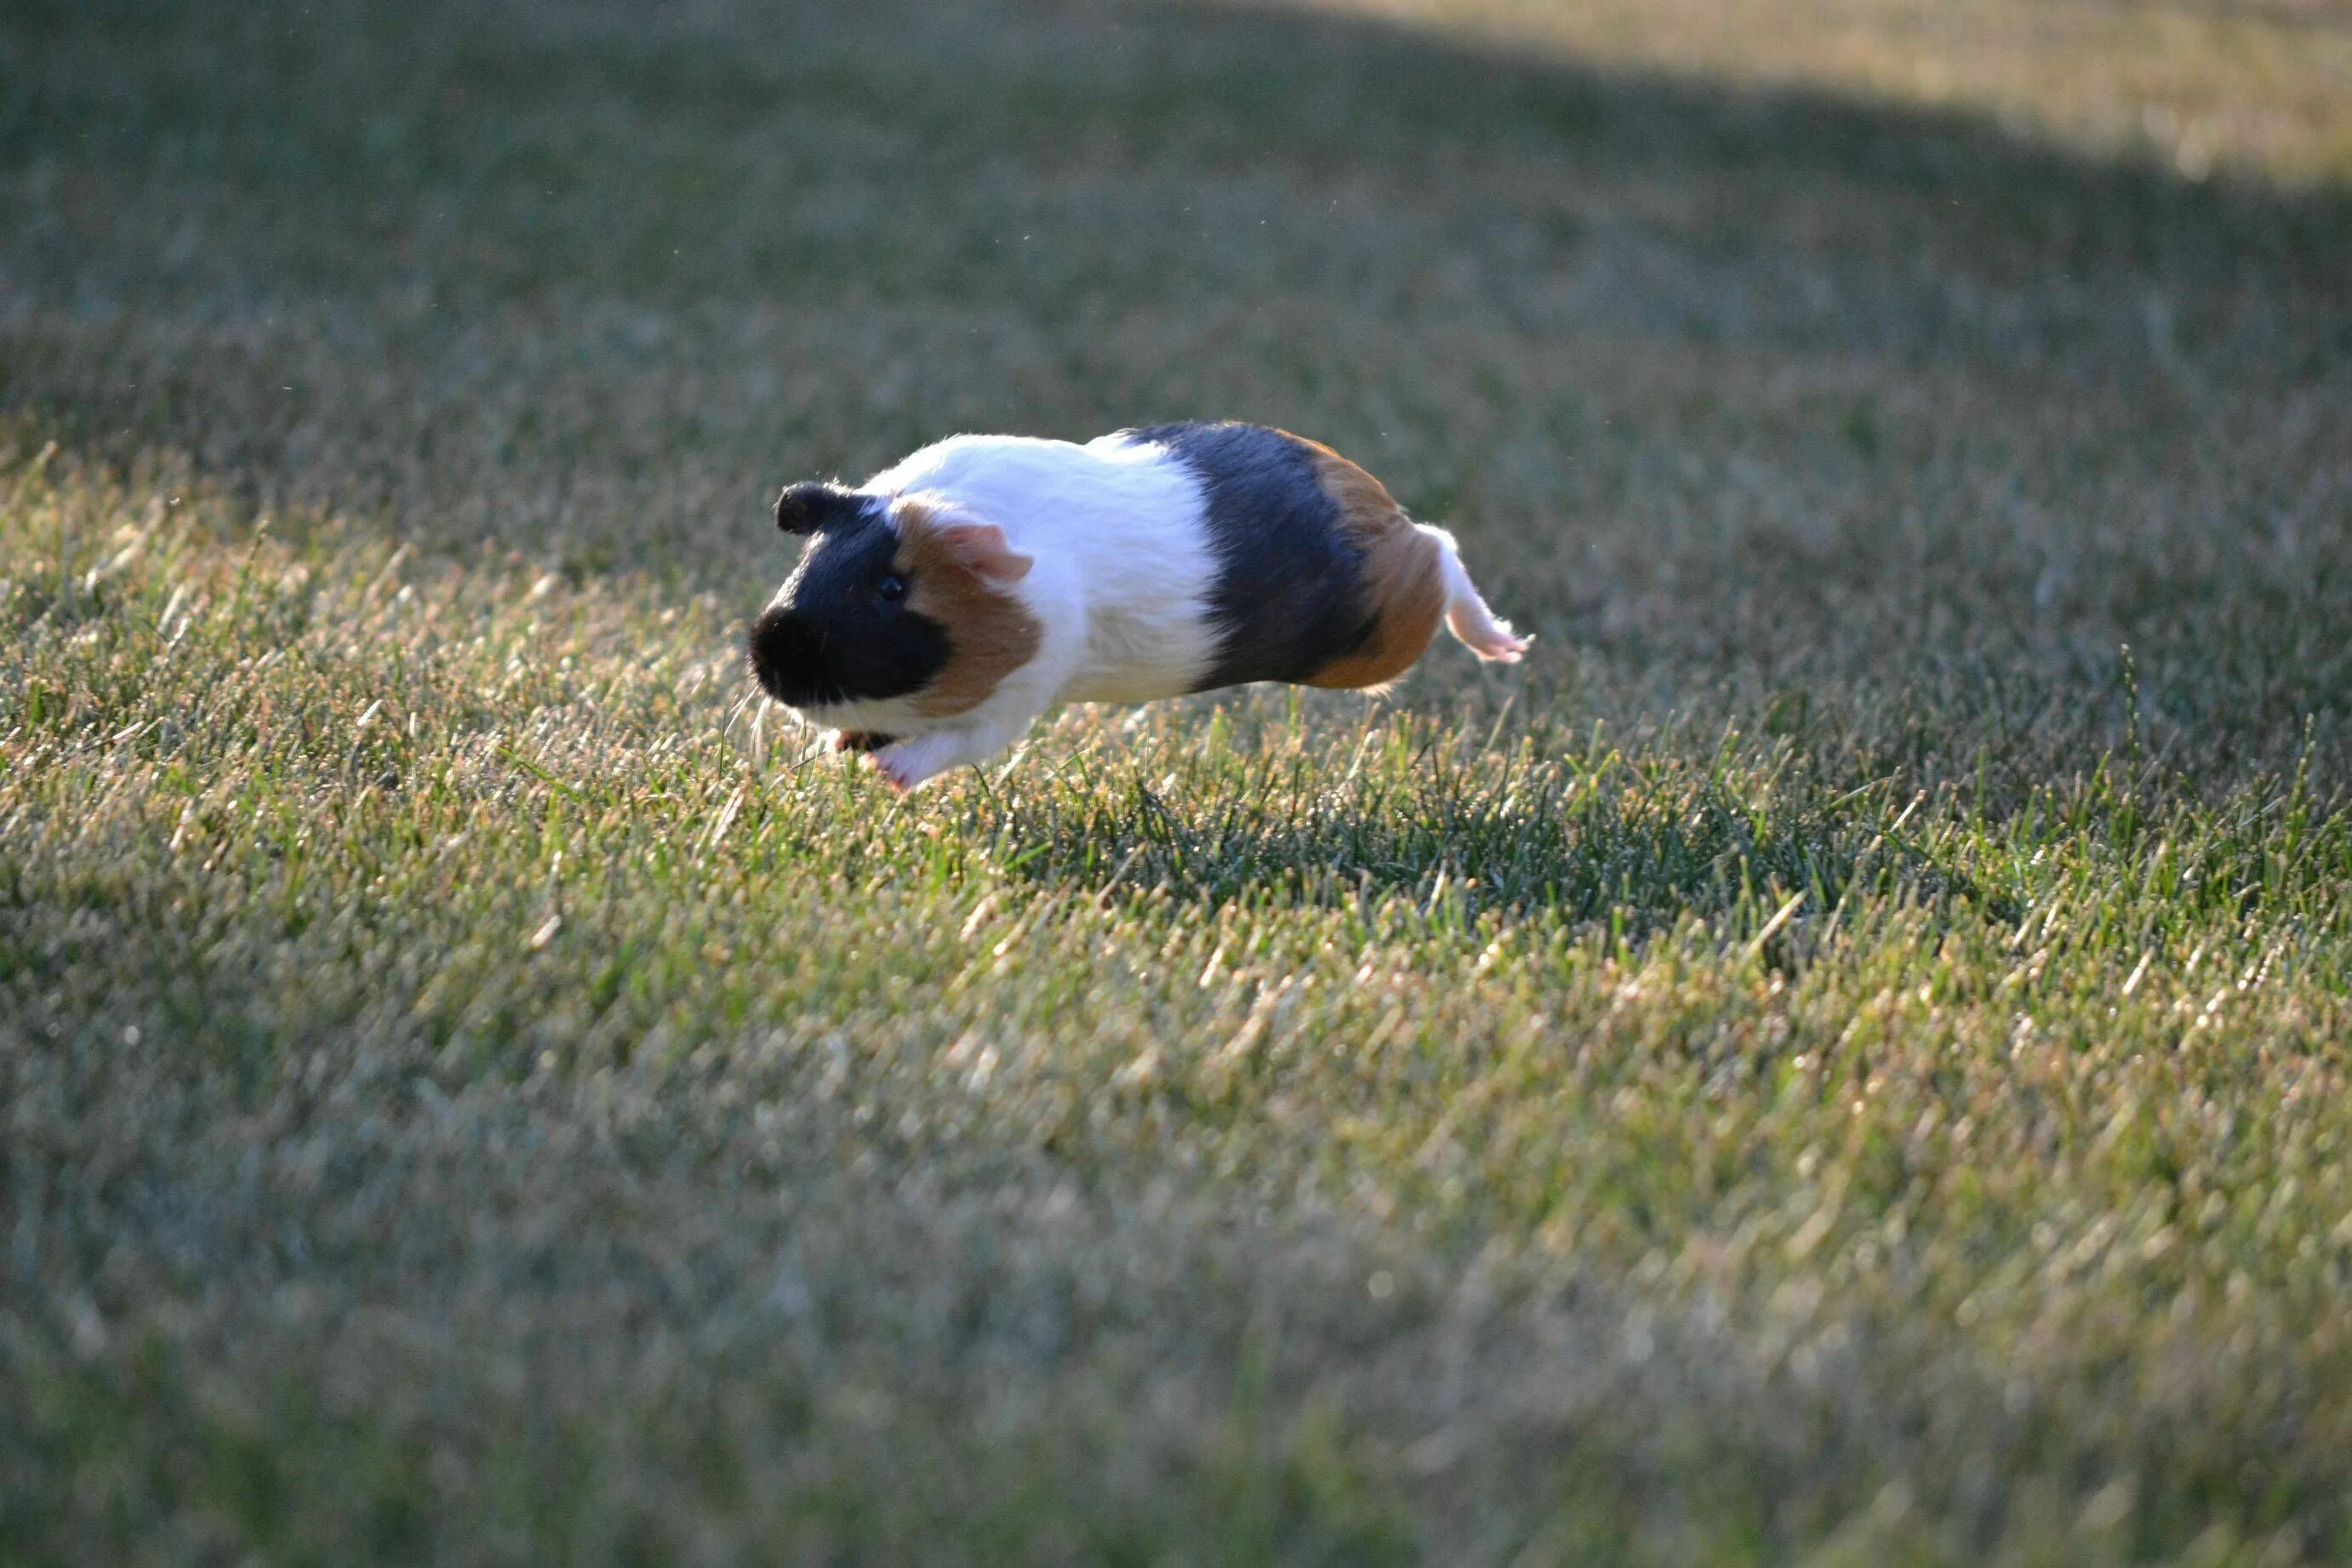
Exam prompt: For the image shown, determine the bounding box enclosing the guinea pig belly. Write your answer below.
[1059,594,1225,705]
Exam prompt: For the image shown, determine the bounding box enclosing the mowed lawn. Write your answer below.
[4,0,2351,1561]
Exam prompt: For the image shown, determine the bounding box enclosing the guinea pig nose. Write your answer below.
[748,607,819,688]
[749,607,848,709]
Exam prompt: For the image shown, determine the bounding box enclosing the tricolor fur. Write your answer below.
[747,422,1529,790]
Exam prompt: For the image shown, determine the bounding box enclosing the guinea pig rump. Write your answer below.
[1289,440,1447,691]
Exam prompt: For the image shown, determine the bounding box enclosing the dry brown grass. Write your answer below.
[1309,0,2352,183]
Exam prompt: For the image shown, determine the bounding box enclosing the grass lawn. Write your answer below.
[4,0,2351,1561]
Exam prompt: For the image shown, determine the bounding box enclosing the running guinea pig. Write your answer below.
[745,421,1530,791]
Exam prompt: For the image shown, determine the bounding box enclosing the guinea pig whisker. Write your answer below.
[719,687,761,746]
[752,421,1526,789]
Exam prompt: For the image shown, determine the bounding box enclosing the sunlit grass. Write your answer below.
[1299,0,2352,183]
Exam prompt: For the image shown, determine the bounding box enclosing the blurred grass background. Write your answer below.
[3,0,2350,1562]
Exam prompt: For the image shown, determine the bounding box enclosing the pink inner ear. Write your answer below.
[941,522,1034,584]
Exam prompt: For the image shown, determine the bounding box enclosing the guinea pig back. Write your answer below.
[751,423,1524,792]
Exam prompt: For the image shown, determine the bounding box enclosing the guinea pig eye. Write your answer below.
[876,573,909,606]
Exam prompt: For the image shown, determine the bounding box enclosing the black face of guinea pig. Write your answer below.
[747,488,950,710]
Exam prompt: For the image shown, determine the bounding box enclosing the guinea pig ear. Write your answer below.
[932,519,1034,585]
[774,481,855,536]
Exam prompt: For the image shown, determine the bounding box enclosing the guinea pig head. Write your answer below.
[748,485,1040,720]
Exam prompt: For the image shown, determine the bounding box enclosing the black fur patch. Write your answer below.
[1127,422,1373,692]
[775,480,865,536]
[748,504,949,709]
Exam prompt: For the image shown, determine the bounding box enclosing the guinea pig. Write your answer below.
[745,421,1530,790]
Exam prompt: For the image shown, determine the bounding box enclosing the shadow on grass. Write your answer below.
[14,0,2350,282]
[975,750,2009,940]
[3,0,2346,442]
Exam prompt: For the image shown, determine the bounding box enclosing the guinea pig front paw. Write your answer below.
[830,730,896,754]
[870,735,960,793]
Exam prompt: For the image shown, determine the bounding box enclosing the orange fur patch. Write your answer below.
[1282,436,1445,691]
[893,499,1044,718]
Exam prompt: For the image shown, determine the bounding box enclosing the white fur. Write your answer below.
[796,433,1222,788]
[866,433,1222,699]
[774,431,1521,790]
[1423,523,1532,662]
